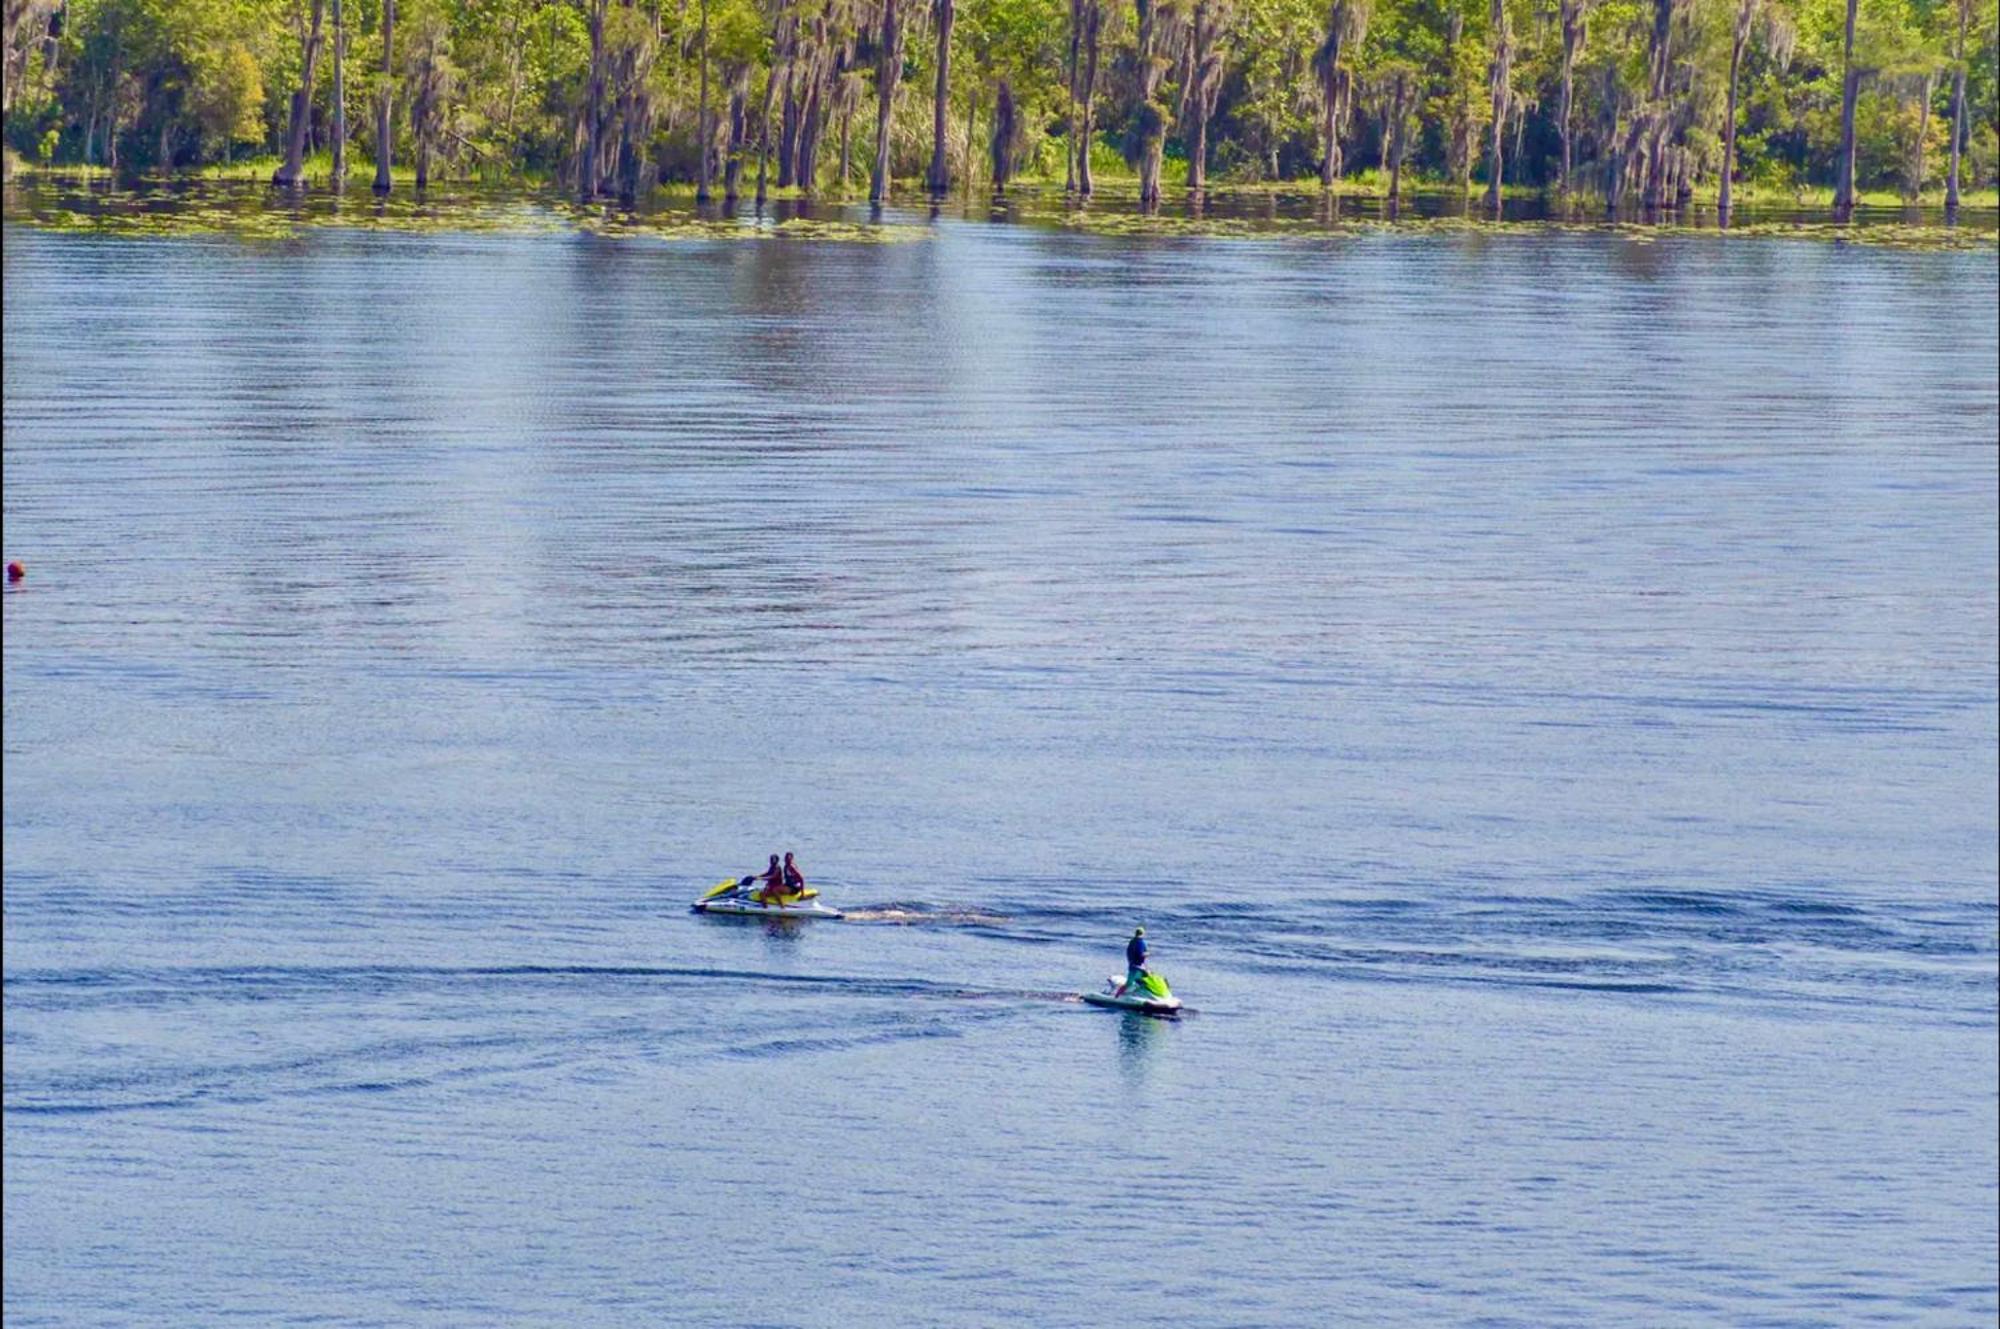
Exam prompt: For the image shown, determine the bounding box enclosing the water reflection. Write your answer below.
[1115,1007,1171,1086]
[758,918,808,947]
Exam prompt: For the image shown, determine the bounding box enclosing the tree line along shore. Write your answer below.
[2,0,1994,216]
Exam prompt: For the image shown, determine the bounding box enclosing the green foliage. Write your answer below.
[187,41,265,149]
[1,0,1992,196]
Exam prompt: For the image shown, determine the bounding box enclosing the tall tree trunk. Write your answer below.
[1316,36,1333,188]
[725,74,747,200]
[1833,0,1859,216]
[619,87,651,203]
[1134,0,1164,209]
[755,50,779,202]
[927,0,954,192]
[1907,73,1931,201]
[1065,0,1082,189]
[273,0,327,185]
[373,0,393,192]
[1078,0,1100,194]
[1317,8,1344,188]
[1445,7,1469,192]
[1185,71,1209,193]
[330,0,346,185]
[696,0,712,199]
[1186,0,1212,191]
[796,41,825,192]
[581,0,605,197]
[1946,0,1967,211]
[869,0,900,202]
[990,76,1014,190]
[1,5,18,116]
[1641,0,1672,208]
[963,85,976,190]
[412,26,439,190]
[503,12,524,139]
[840,96,853,189]
[1558,0,1582,200]
[1388,69,1409,212]
[1486,0,1509,211]
[777,55,798,187]
[1720,0,1749,219]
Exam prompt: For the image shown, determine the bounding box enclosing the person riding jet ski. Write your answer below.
[751,854,786,904]
[1085,926,1177,1011]
[1119,927,1148,995]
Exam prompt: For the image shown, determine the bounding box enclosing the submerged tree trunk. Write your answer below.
[1720,0,1750,219]
[755,50,779,202]
[869,0,900,202]
[796,58,824,193]
[963,88,976,190]
[1185,0,1217,191]
[1640,0,1673,209]
[581,0,606,197]
[1946,0,1967,211]
[1315,6,1347,188]
[725,74,747,200]
[1486,0,1509,212]
[618,87,653,203]
[840,96,853,188]
[1387,69,1410,212]
[1445,7,1470,193]
[1833,0,1859,216]
[990,76,1014,190]
[927,0,954,192]
[1065,0,1083,189]
[273,0,327,185]
[374,0,394,192]
[1558,0,1583,200]
[1952,0,1968,208]
[410,19,447,191]
[696,0,712,199]
[781,33,804,188]
[330,0,347,185]
[1906,73,1932,201]
[1078,0,1101,195]
[1320,70,1336,187]
[776,54,798,187]
[1134,0,1164,208]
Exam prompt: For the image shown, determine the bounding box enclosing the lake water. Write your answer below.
[4,194,1997,1327]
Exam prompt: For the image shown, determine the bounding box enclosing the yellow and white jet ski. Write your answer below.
[691,877,844,919]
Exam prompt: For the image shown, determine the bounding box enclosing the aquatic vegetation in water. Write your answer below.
[3,182,1992,253]
[1033,204,1998,252]
[3,186,928,246]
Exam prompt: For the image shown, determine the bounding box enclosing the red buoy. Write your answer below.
[5,561,22,583]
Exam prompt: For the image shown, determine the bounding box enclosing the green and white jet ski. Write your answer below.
[691,877,844,919]
[1081,970,1182,1015]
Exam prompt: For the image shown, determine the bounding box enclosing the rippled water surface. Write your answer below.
[4,209,1997,1327]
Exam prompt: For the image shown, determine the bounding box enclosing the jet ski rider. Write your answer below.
[782,853,806,895]
[752,854,785,904]
[1122,927,1148,993]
